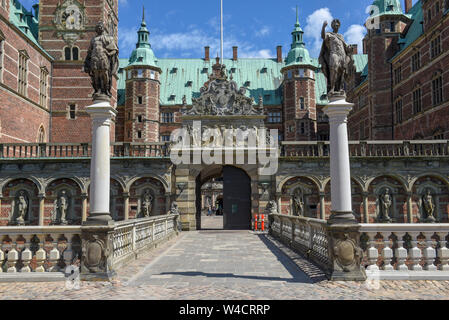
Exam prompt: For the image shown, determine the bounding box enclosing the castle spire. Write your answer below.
[291,7,305,49]
[136,6,150,49]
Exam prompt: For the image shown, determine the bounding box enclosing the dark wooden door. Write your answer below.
[223,166,251,230]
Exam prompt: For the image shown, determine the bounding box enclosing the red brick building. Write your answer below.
[348,0,449,141]
[0,0,447,145]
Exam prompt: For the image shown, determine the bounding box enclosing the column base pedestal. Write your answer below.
[84,212,115,226]
[327,211,357,225]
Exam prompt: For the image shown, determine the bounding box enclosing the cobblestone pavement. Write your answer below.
[0,225,449,300]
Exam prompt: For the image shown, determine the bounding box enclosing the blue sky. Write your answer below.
[21,0,419,59]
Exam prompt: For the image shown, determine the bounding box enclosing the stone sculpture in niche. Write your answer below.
[293,188,305,217]
[140,190,153,217]
[421,189,436,223]
[15,191,29,226]
[51,190,70,225]
[378,188,393,223]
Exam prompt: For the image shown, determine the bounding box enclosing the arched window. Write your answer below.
[37,126,45,143]
[64,46,80,61]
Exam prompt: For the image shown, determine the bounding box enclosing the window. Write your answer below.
[300,122,305,134]
[161,135,171,142]
[186,80,192,87]
[150,71,155,80]
[412,52,421,72]
[413,88,422,114]
[18,50,28,96]
[298,69,304,77]
[37,126,45,143]
[39,67,48,108]
[137,131,142,139]
[64,47,79,61]
[268,112,281,123]
[138,69,143,78]
[394,66,402,85]
[287,70,292,79]
[137,115,143,123]
[161,112,174,123]
[395,99,403,124]
[431,36,441,59]
[264,94,271,102]
[359,122,365,140]
[137,96,143,104]
[432,76,443,106]
[390,22,395,32]
[69,104,76,120]
[299,97,305,110]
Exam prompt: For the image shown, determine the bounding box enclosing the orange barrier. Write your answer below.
[261,214,265,232]
[254,214,258,231]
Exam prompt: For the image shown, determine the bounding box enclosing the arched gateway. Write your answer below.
[172,58,279,231]
[196,165,251,230]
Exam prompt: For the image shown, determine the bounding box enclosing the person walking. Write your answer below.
[207,205,212,216]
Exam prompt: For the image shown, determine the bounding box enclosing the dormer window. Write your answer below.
[202,68,208,74]
[169,94,176,101]
[137,69,143,78]
[186,81,193,87]
[171,67,178,73]
[231,67,236,73]
[261,67,267,73]
[137,57,143,62]
[387,5,394,11]
[150,71,155,79]
[244,81,251,87]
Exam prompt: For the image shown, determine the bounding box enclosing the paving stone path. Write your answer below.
[1,222,449,300]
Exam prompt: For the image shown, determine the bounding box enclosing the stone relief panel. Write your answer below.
[46,179,81,225]
[129,178,166,219]
[2,179,39,226]
[413,176,449,223]
[281,177,320,219]
[369,177,407,224]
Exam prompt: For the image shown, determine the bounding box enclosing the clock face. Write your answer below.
[62,5,82,30]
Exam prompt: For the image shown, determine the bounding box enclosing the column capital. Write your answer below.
[81,193,89,199]
[38,193,46,199]
[122,192,130,198]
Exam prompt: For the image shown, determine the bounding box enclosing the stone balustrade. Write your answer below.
[1,140,447,159]
[360,224,449,280]
[112,214,179,269]
[281,140,449,158]
[0,226,82,281]
[269,214,332,273]
[0,142,171,159]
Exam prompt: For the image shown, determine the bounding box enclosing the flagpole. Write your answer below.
[220,0,223,64]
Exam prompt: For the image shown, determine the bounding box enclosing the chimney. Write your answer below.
[233,46,238,61]
[276,46,283,63]
[350,44,358,55]
[404,0,412,13]
[204,46,210,61]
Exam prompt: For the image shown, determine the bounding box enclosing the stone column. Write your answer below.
[84,101,117,225]
[38,194,45,226]
[323,96,356,224]
[81,193,88,222]
[319,192,326,220]
[362,192,369,224]
[165,192,171,215]
[123,192,130,220]
[323,95,365,281]
[406,192,413,223]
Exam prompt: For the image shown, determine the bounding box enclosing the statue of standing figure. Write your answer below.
[379,188,393,223]
[422,189,436,223]
[319,19,354,96]
[15,192,28,226]
[84,22,119,101]
[51,190,70,225]
[141,190,153,217]
[293,189,305,217]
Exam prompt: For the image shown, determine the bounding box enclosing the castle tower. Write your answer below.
[123,8,162,143]
[37,0,119,143]
[280,8,318,141]
[363,0,410,139]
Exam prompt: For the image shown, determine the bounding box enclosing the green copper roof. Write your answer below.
[353,54,368,77]
[128,7,158,68]
[117,57,331,107]
[393,0,423,59]
[369,0,407,18]
[284,9,317,68]
[9,0,43,50]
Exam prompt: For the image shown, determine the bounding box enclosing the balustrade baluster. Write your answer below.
[63,234,74,270]
[409,232,423,271]
[366,232,379,271]
[7,239,19,273]
[20,235,33,272]
[437,232,449,271]
[382,235,394,271]
[48,235,60,272]
[394,232,408,271]
[423,232,437,271]
[35,235,46,272]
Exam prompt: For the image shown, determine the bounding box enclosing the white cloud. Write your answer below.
[344,24,366,53]
[304,8,333,57]
[255,26,271,37]
[240,49,273,58]
[118,27,138,57]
